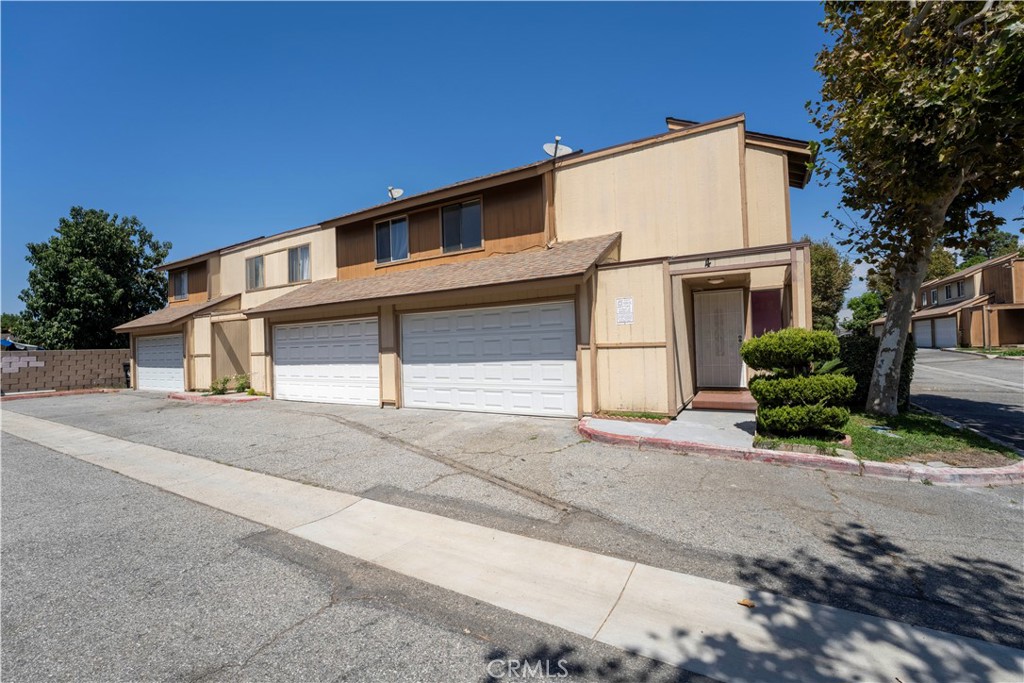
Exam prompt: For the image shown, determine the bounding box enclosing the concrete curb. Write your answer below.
[0,388,122,402]
[939,347,1024,361]
[577,417,1024,487]
[167,392,264,405]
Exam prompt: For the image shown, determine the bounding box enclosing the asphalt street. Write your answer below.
[3,393,1024,680]
[911,348,1024,449]
[2,432,708,683]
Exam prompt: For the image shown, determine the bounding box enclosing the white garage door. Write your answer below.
[913,320,933,348]
[273,318,379,405]
[934,317,958,348]
[136,334,184,392]
[401,302,578,418]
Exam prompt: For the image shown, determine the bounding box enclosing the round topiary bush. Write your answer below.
[741,328,853,436]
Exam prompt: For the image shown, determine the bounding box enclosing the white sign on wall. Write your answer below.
[615,297,634,325]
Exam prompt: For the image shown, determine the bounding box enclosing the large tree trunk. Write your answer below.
[866,189,961,415]
[865,245,933,415]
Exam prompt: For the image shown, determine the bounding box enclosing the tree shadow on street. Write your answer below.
[480,522,1023,682]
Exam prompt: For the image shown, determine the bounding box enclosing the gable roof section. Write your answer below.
[921,252,1018,290]
[247,233,621,316]
[912,294,990,321]
[113,294,240,332]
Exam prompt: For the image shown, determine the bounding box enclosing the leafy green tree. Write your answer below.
[841,291,885,336]
[958,228,1020,269]
[17,207,171,349]
[805,235,854,332]
[807,1,1023,415]
[864,246,957,303]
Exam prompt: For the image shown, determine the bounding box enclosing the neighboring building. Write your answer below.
[116,113,815,418]
[870,252,1024,348]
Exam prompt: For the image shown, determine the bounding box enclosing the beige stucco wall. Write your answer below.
[592,263,673,414]
[750,265,788,290]
[744,147,790,247]
[249,318,270,393]
[555,125,746,261]
[220,227,337,310]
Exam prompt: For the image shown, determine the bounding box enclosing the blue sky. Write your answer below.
[2,2,1020,313]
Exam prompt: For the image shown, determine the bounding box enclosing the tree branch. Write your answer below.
[904,0,935,39]
[955,0,996,35]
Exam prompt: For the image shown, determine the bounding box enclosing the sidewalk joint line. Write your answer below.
[592,561,636,640]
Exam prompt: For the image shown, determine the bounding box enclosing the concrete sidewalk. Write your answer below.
[3,410,1021,683]
[590,410,756,449]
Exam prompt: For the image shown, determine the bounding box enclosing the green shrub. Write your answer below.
[234,373,251,393]
[757,405,851,435]
[749,374,856,407]
[209,376,230,395]
[741,328,840,375]
[839,334,916,412]
[743,328,851,436]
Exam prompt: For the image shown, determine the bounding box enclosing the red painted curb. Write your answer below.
[0,388,122,402]
[167,392,262,405]
[577,418,1024,487]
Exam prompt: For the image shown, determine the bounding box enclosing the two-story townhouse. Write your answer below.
[871,252,1024,348]
[114,224,338,391]
[116,113,814,418]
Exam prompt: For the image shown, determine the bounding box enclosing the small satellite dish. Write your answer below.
[543,135,573,158]
[387,186,404,201]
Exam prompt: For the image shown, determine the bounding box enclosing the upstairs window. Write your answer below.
[956,281,965,297]
[442,199,482,253]
[171,270,188,301]
[288,245,310,283]
[944,284,953,299]
[920,292,927,307]
[375,217,409,264]
[246,256,264,291]
[930,289,938,305]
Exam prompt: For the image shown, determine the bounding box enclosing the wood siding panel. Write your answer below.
[169,262,209,307]
[744,147,789,248]
[212,320,250,380]
[982,262,1015,304]
[335,178,545,280]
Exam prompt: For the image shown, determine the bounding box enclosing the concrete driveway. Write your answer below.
[2,392,1023,679]
[911,348,1024,449]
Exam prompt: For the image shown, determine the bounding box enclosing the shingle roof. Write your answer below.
[247,234,621,316]
[113,294,240,332]
[921,252,1018,289]
[911,294,990,321]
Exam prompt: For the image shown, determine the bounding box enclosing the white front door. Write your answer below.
[401,302,578,418]
[273,318,379,405]
[913,320,933,348]
[136,334,185,392]
[934,317,958,348]
[694,289,746,388]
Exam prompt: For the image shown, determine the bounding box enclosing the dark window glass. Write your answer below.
[376,222,391,263]
[442,200,482,253]
[172,270,188,300]
[376,218,408,263]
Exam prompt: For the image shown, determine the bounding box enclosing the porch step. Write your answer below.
[691,389,756,412]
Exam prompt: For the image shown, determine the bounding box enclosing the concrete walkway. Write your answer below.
[590,410,756,449]
[3,410,1020,683]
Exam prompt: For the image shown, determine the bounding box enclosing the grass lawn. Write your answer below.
[975,347,1024,357]
[754,410,1020,466]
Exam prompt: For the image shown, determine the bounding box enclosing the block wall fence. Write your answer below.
[1,349,130,394]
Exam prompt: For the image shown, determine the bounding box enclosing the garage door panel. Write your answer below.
[273,319,379,405]
[914,321,933,348]
[401,302,578,418]
[136,334,184,392]
[934,317,957,348]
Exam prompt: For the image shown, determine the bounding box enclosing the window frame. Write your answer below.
[930,289,938,305]
[245,255,265,292]
[956,281,965,297]
[440,197,484,254]
[171,269,188,301]
[375,216,410,264]
[944,284,953,299]
[287,243,312,284]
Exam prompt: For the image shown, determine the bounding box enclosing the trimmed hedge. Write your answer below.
[742,328,851,436]
[757,405,851,434]
[741,328,840,374]
[839,334,916,412]
[749,373,856,407]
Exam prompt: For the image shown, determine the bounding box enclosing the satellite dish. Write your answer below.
[387,186,404,201]
[543,136,573,158]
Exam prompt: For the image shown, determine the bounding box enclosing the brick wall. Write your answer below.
[1,349,130,394]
